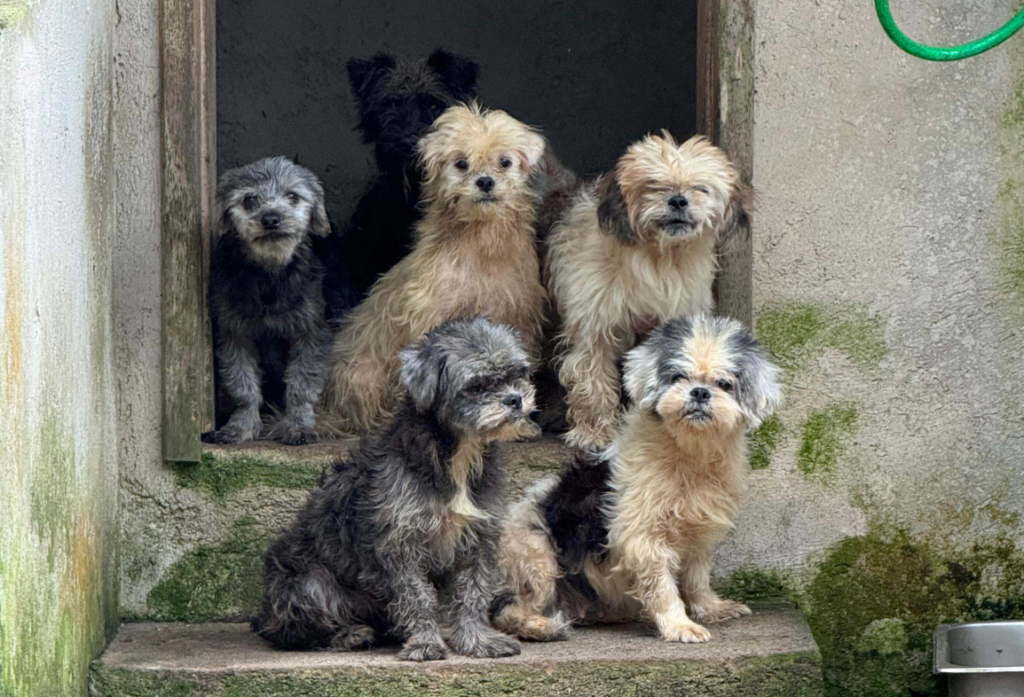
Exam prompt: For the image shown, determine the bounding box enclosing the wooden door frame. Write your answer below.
[157,0,754,461]
[698,0,755,326]
[160,0,216,461]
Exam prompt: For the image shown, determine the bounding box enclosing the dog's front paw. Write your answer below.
[398,637,448,662]
[328,624,375,651]
[658,614,711,643]
[707,600,752,623]
[280,424,319,446]
[450,625,521,658]
[201,425,259,445]
[563,423,615,454]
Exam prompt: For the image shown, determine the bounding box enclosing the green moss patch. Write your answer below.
[145,519,268,621]
[0,0,31,29]
[169,450,325,501]
[750,414,785,470]
[756,302,888,372]
[716,568,792,602]
[797,402,859,481]
[802,528,1024,696]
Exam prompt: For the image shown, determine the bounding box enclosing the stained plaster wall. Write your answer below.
[731,1,1024,693]
[0,1,119,695]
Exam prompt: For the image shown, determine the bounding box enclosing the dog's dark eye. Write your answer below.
[463,384,487,397]
[693,185,710,195]
[286,192,300,205]
[454,159,469,171]
[672,372,689,383]
[243,194,258,210]
[716,379,734,392]
[499,157,513,169]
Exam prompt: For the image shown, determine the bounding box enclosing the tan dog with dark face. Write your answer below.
[545,133,749,452]
[323,103,548,433]
[495,316,782,644]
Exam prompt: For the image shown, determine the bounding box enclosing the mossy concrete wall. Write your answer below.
[744,0,1024,693]
[0,1,120,695]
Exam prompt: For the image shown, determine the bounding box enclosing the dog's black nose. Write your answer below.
[502,394,523,411]
[690,386,711,403]
[668,195,689,211]
[476,176,495,193]
[261,212,281,230]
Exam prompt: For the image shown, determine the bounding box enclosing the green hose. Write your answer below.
[876,0,1024,61]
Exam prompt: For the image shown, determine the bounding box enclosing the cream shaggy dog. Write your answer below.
[544,133,750,452]
[323,103,549,433]
[494,315,781,644]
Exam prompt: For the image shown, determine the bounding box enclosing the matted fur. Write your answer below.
[323,103,549,433]
[205,157,332,446]
[495,315,782,644]
[545,133,750,451]
[253,319,534,660]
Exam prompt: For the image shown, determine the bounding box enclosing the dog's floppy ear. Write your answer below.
[307,178,331,237]
[622,341,662,411]
[399,340,447,412]
[733,334,783,430]
[427,49,479,102]
[718,183,753,247]
[516,131,548,174]
[596,171,635,243]
[347,53,397,106]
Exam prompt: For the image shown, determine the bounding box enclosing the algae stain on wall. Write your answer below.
[0,0,31,30]
[802,527,1024,697]
[995,67,1024,314]
[797,402,859,482]
[749,414,785,470]
[756,302,888,372]
[146,518,268,622]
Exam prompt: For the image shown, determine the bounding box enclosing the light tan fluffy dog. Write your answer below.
[495,315,781,643]
[323,104,549,432]
[544,133,749,452]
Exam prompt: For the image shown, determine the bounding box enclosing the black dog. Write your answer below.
[321,49,479,319]
[252,318,536,660]
[204,157,332,446]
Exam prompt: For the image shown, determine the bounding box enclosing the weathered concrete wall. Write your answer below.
[736,0,1024,693]
[0,1,120,695]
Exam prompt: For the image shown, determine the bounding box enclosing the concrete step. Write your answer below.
[132,438,576,623]
[93,604,823,697]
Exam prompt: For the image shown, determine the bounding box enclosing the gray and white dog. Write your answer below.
[204,156,332,446]
[252,318,536,660]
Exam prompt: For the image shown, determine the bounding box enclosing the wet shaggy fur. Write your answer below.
[544,133,751,452]
[322,103,550,433]
[322,49,479,315]
[204,157,332,446]
[253,319,536,660]
[495,315,782,644]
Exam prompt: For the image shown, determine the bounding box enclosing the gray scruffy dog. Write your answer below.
[203,156,332,446]
[252,318,535,660]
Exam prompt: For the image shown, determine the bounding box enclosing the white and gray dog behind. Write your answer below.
[204,156,332,446]
[252,317,537,661]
